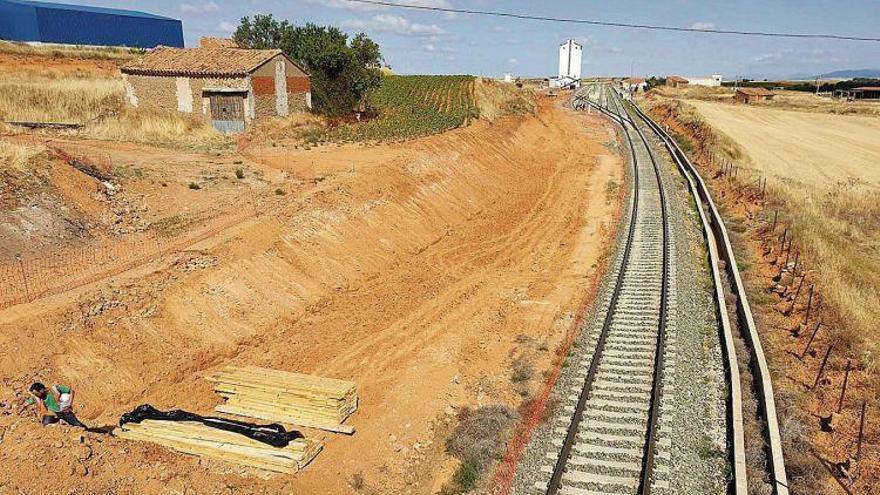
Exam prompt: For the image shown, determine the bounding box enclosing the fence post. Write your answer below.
[836,360,852,414]
[785,275,806,315]
[856,401,867,463]
[803,285,815,325]
[812,344,833,389]
[800,321,823,359]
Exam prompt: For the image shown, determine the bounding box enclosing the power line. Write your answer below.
[343,0,880,42]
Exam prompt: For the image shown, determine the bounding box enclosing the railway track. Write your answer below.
[528,85,790,495]
[536,87,674,495]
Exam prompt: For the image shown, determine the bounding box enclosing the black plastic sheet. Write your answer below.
[119,404,302,448]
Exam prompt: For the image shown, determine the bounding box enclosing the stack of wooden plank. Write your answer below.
[114,420,321,474]
[205,366,358,434]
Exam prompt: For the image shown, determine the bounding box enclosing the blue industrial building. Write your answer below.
[0,0,184,48]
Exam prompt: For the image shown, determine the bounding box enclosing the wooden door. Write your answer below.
[207,93,246,133]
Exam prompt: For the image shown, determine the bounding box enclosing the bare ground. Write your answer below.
[0,99,623,494]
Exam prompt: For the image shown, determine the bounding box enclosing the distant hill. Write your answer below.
[821,69,880,79]
[788,69,880,80]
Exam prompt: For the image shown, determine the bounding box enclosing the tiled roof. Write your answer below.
[854,86,880,91]
[121,46,284,77]
[199,37,240,48]
[625,77,646,84]
[666,76,688,82]
[737,87,773,96]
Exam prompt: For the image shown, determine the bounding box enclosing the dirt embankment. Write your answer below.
[647,99,880,495]
[0,99,623,494]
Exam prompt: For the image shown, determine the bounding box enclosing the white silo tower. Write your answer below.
[558,39,582,80]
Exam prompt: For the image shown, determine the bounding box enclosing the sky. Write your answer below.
[67,0,880,79]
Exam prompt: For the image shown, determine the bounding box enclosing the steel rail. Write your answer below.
[544,85,672,495]
[613,93,671,495]
[630,101,789,495]
[545,85,642,495]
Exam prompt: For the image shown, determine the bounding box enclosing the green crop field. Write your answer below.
[332,75,479,141]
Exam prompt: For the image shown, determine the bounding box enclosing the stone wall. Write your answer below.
[288,92,310,113]
[123,74,252,121]
[123,74,177,111]
[254,95,277,119]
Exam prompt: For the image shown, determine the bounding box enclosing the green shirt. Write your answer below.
[25,384,70,413]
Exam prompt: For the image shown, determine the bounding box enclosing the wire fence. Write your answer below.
[0,138,289,310]
[0,202,261,309]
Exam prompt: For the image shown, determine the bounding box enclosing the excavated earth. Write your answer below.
[0,99,624,494]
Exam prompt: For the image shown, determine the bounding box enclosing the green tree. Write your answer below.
[233,14,383,116]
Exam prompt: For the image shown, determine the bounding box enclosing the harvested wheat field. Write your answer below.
[688,100,880,189]
[0,99,623,494]
[650,97,880,494]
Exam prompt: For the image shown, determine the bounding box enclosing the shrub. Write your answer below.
[235,168,245,179]
[442,458,482,494]
[510,356,534,384]
[188,182,201,190]
[445,405,517,465]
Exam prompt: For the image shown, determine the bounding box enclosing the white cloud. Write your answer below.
[490,26,506,33]
[344,14,444,36]
[508,58,518,64]
[217,21,237,32]
[423,42,455,53]
[689,22,716,30]
[180,1,219,13]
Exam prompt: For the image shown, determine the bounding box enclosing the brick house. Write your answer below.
[735,87,774,104]
[121,40,311,132]
[665,76,689,89]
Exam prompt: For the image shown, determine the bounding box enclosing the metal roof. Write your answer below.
[0,0,177,20]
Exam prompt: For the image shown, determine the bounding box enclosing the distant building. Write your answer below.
[685,75,723,87]
[558,39,582,80]
[833,86,880,101]
[624,77,647,92]
[852,86,880,99]
[666,76,689,89]
[551,39,582,89]
[0,0,183,48]
[503,73,513,83]
[735,87,774,104]
[121,40,311,133]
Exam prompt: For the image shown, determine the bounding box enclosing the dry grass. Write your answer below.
[0,73,123,123]
[649,86,880,117]
[85,108,230,150]
[473,78,537,121]
[247,112,327,144]
[0,141,47,172]
[646,98,880,365]
[0,70,229,150]
[0,140,52,208]
[0,40,138,61]
[644,98,880,493]
[443,405,518,494]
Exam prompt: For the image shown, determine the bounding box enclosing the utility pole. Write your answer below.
[733,74,739,93]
